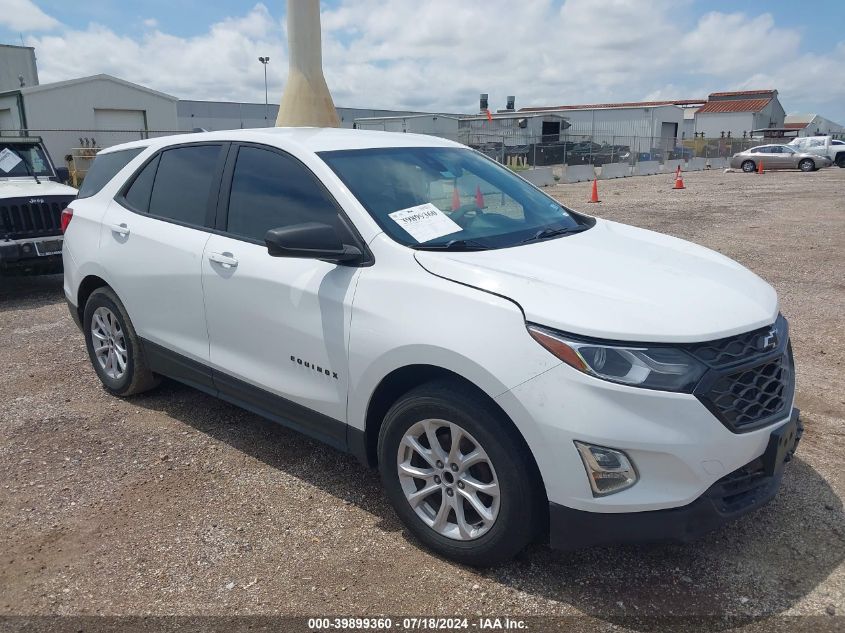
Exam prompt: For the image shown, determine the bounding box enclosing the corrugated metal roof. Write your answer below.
[519,99,703,112]
[697,98,771,114]
[708,90,775,98]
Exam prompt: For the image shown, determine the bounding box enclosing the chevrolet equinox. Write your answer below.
[63,128,801,566]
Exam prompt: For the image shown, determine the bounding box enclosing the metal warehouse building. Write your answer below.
[692,90,785,138]
[177,99,444,132]
[784,113,845,139]
[519,101,693,154]
[0,74,179,163]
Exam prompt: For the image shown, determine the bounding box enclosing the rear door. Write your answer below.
[201,143,361,447]
[101,142,228,377]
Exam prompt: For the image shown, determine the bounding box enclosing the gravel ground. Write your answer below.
[0,168,843,629]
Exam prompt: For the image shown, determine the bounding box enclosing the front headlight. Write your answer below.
[527,324,706,392]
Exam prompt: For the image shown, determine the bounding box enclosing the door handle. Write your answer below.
[109,223,130,236]
[208,252,238,268]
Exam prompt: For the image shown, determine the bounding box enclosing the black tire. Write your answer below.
[799,158,815,172]
[83,287,159,396]
[378,380,543,567]
[836,154,845,168]
[741,160,756,173]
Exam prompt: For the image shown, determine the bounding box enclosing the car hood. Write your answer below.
[0,179,78,198]
[414,219,778,343]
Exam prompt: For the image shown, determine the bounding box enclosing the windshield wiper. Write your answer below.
[414,238,491,251]
[520,225,588,244]
[14,151,41,184]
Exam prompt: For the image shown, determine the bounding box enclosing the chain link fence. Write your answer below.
[3,125,768,186]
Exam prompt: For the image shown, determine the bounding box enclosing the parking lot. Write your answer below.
[1,168,843,626]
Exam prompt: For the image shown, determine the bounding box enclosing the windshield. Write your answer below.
[319,147,590,249]
[0,143,53,178]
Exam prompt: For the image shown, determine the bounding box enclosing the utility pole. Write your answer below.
[258,56,270,125]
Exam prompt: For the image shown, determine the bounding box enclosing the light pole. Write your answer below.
[258,56,270,125]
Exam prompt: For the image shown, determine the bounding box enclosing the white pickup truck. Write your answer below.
[0,136,78,275]
[788,136,845,167]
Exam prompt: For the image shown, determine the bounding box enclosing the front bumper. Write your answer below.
[549,408,802,550]
[0,236,63,274]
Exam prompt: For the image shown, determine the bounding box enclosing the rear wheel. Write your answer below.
[799,158,815,172]
[836,154,845,168]
[378,381,543,567]
[741,160,756,173]
[83,287,159,396]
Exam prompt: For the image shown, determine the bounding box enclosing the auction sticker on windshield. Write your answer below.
[389,202,461,243]
[0,148,23,173]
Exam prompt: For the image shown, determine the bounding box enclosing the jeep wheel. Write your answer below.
[83,287,159,396]
[378,381,542,566]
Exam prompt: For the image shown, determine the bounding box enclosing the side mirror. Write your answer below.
[265,222,364,265]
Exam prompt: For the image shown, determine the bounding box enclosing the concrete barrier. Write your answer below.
[563,164,596,183]
[520,166,555,187]
[708,157,728,169]
[632,160,659,176]
[598,162,631,179]
[661,159,684,173]
[687,157,707,171]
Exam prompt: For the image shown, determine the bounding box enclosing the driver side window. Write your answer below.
[225,146,341,243]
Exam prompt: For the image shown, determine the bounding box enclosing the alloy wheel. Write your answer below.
[397,419,500,540]
[91,306,128,380]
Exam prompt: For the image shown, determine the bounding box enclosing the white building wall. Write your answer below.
[788,115,845,138]
[0,93,23,135]
[694,112,755,138]
[557,105,684,153]
[20,76,178,163]
[0,45,38,93]
[177,99,445,131]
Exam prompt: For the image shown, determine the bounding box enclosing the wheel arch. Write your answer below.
[355,363,548,508]
[76,274,111,325]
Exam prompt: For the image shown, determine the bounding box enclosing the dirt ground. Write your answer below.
[1,167,843,629]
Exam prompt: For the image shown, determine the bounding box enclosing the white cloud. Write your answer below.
[20,0,845,122]
[142,18,158,29]
[0,0,60,31]
[29,5,285,102]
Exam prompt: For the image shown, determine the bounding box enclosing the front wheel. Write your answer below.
[378,381,543,567]
[799,158,815,172]
[741,160,756,173]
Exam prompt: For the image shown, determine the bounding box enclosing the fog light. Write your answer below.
[574,442,638,496]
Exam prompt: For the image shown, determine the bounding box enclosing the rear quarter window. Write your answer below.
[78,148,144,199]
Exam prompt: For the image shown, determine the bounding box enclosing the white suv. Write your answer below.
[63,128,801,565]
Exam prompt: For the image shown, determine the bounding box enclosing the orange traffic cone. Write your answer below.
[757,160,765,175]
[673,166,685,190]
[451,184,461,210]
[588,178,601,203]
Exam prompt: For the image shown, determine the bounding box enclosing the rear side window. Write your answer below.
[225,146,340,242]
[78,148,144,198]
[148,145,222,226]
[123,155,160,212]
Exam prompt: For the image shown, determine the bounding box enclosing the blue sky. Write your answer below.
[2,0,844,122]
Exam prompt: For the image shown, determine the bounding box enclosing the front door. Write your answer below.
[201,144,360,448]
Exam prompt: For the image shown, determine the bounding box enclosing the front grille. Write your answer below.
[0,196,72,239]
[706,353,793,429]
[691,315,795,433]
[686,321,780,369]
